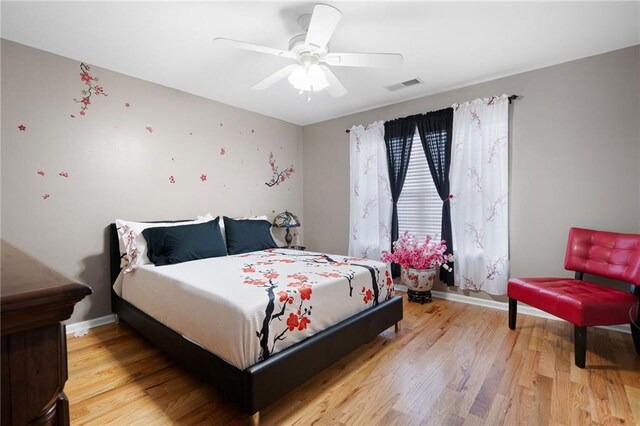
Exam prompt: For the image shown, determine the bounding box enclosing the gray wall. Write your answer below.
[1,40,304,323]
[302,46,640,299]
[3,39,638,323]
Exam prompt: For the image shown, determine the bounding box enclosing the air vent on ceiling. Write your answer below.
[385,78,423,92]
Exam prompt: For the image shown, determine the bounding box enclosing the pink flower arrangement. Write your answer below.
[382,232,453,270]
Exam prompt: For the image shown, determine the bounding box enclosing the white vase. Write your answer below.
[401,267,436,303]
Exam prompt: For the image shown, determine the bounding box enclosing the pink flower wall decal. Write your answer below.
[42,194,50,200]
[145,126,153,133]
[73,63,108,116]
[59,171,69,178]
[219,122,223,127]
[251,129,255,133]
[200,174,207,182]
[265,152,294,187]
[18,124,26,131]
[36,170,45,177]
[169,176,175,184]
[220,147,226,156]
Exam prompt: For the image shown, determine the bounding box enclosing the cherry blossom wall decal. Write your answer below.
[73,63,108,116]
[42,194,50,200]
[265,152,294,187]
[36,170,45,177]
[220,147,226,156]
[200,174,207,182]
[59,171,69,178]
[125,102,130,107]
[169,176,175,184]
[18,124,26,131]
[145,126,153,133]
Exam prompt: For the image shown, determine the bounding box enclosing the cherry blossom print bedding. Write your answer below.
[114,248,394,369]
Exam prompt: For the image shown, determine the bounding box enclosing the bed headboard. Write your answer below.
[109,223,121,285]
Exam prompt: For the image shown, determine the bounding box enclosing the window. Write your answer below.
[397,130,442,241]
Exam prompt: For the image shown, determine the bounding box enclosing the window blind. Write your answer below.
[397,131,442,241]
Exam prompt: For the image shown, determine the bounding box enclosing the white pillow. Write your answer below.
[116,214,214,273]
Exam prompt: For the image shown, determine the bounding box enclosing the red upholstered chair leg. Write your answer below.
[574,326,587,368]
[632,286,640,355]
[508,298,517,330]
[632,325,640,355]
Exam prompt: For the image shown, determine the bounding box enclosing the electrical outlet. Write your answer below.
[73,329,89,338]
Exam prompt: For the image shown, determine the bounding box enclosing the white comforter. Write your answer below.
[114,249,393,369]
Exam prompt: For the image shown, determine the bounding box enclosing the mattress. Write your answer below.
[113,248,393,369]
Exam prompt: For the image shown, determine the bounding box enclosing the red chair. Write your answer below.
[508,227,640,368]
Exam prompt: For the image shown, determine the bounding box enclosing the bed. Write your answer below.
[108,221,403,423]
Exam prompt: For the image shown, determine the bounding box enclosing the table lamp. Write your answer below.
[272,211,300,248]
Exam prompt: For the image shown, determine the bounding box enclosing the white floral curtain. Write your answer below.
[450,95,509,294]
[349,121,392,260]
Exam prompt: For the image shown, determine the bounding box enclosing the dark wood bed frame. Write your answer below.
[109,223,403,424]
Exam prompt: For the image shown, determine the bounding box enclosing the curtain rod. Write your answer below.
[345,95,519,133]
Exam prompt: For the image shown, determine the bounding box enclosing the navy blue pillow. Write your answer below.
[223,217,277,255]
[142,219,227,266]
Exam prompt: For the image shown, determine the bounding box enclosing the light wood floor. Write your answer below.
[66,294,640,425]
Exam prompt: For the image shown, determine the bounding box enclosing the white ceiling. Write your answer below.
[2,1,639,126]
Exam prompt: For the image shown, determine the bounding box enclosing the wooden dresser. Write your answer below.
[1,241,92,425]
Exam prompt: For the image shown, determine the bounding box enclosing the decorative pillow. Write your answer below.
[142,219,227,266]
[116,214,213,273]
[218,215,268,245]
[223,216,277,255]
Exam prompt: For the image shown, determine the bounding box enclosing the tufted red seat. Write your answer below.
[508,228,640,368]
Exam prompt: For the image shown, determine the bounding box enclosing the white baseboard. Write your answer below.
[394,285,630,335]
[65,314,117,337]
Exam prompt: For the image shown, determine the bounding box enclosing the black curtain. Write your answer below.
[415,108,454,285]
[384,117,415,277]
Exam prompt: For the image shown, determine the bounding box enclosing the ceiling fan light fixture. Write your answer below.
[288,64,329,92]
[214,4,402,98]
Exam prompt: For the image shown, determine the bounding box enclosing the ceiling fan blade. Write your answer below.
[212,37,298,60]
[323,52,403,68]
[320,66,347,97]
[251,64,299,90]
[305,4,342,49]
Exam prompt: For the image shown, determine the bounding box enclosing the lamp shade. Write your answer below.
[287,64,329,92]
[273,211,300,229]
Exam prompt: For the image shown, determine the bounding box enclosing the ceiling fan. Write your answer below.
[212,4,403,98]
